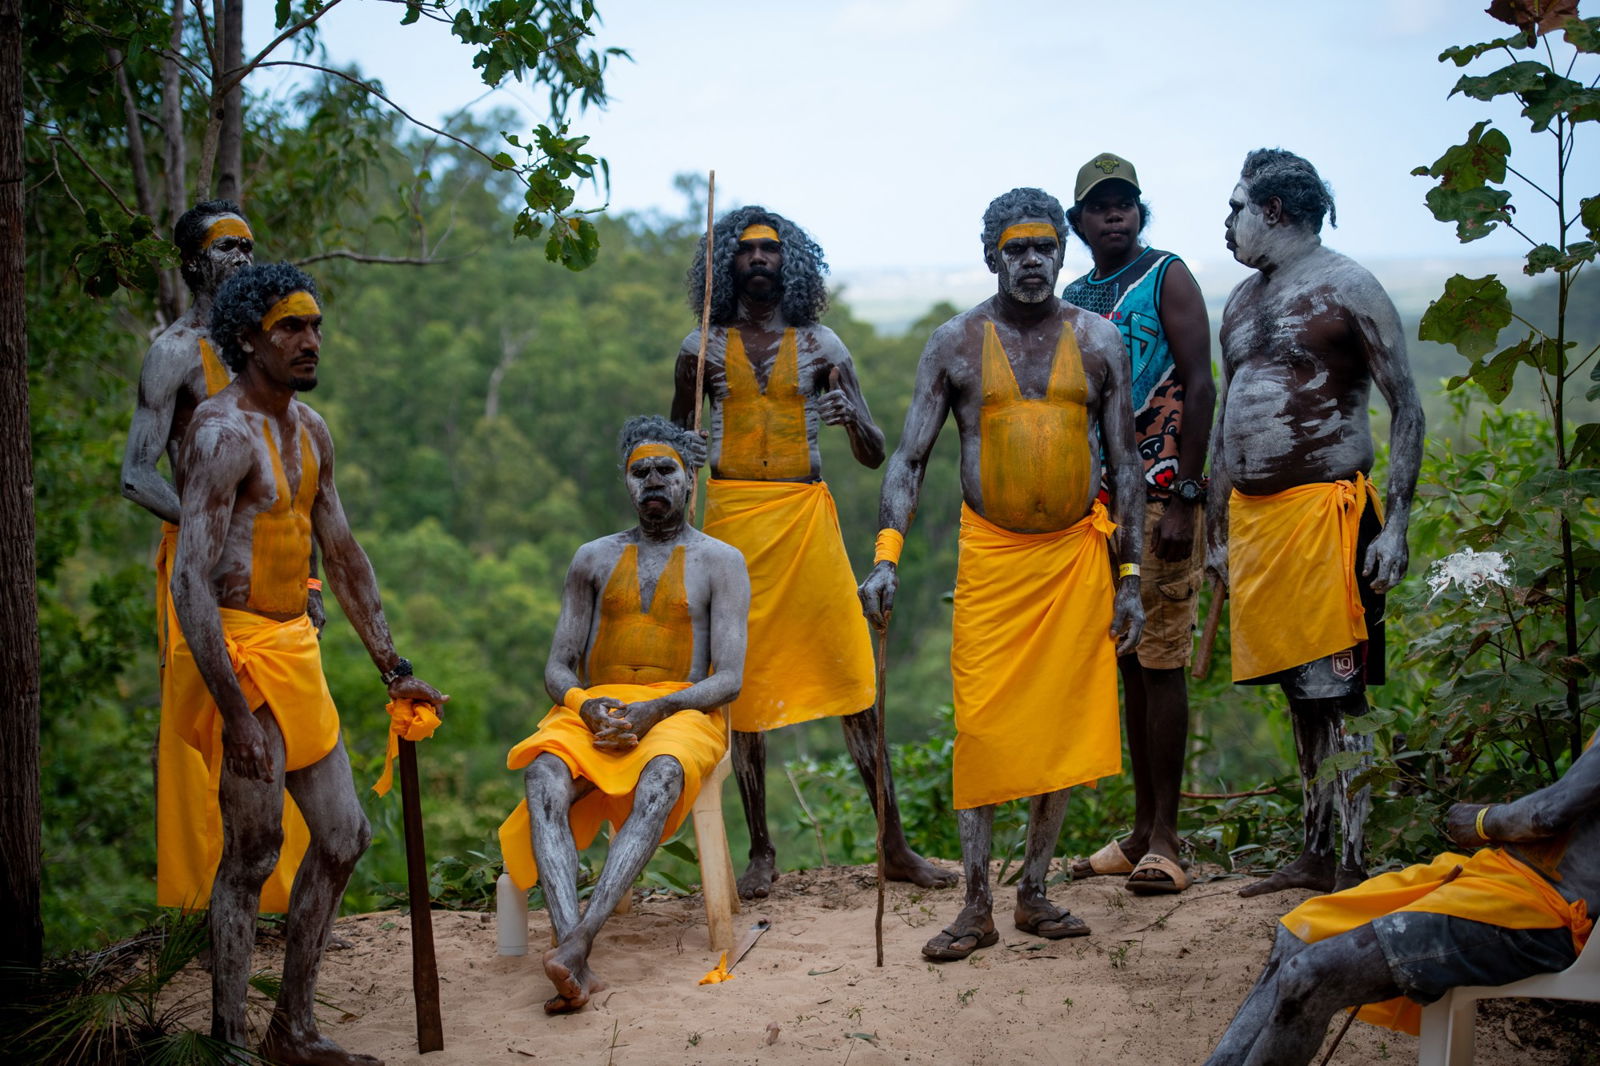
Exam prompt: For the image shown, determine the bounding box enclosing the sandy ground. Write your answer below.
[168,861,1598,1066]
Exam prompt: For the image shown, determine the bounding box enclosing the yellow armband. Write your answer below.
[874,528,905,567]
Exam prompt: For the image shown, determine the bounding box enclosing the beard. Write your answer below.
[289,376,318,392]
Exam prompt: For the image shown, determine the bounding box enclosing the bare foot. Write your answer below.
[883,847,957,889]
[738,851,779,900]
[542,940,606,1014]
[1333,863,1369,892]
[260,1028,383,1066]
[1238,853,1336,898]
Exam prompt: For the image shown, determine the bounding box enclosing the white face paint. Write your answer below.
[1224,183,1272,268]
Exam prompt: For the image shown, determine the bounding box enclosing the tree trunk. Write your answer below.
[0,0,44,977]
[215,0,243,202]
[110,46,175,328]
[160,0,186,322]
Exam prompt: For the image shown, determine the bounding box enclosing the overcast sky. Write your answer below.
[245,1,1586,296]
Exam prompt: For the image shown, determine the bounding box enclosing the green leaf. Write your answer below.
[1414,121,1511,190]
[1582,197,1600,242]
[490,151,516,171]
[1516,468,1600,514]
[1589,359,1600,402]
[1439,31,1535,65]
[275,0,291,29]
[1523,80,1600,131]
[401,2,420,26]
[660,839,697,863]
[1525,240,1598,274]
[1423,185,1513,241]
[1475,341,1525,401]
[1569,422,1600,465]
[1418,274,1512,357]
[1563,16,1600,52]
[1451,60,1547,101]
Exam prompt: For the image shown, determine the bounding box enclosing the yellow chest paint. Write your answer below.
[198,337,230,396]
[977,319,1091,529]
[246,419,317,616]
[587,544,694,685]
[718,327,811,480]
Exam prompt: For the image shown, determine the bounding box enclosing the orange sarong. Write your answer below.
[1228,475,1382,682]
[950,501,1120,809]
[497,682,727,890]
[1281,848,1592,1034]
[703,478,875,732]
[160,603,328,911]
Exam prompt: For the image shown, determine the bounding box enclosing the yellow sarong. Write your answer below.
[703,478,875,731]
[950,501,1120,809]
[498,682,728,890]
[1281,848,1592,1034]
[160,606,331,911]
[1228,475,1382,682]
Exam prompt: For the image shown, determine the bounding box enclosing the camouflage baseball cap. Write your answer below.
[1074,152,1141,203]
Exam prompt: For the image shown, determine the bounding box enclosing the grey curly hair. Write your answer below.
[685,206,829,327]
[981,188,1068,251]
[1240,148,1337,232]
[617,414,703,474]
[209,262,320,373]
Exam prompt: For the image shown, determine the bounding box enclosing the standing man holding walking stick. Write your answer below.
[672,206,953,900]
[1059,153,1215,895]
[172,262,444,1064]
[860,188,1144,960]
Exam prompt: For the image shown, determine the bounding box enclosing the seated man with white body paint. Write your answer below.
[498,415,750,1014]
[1206,736,1597,1066]
[1208,149,1425,897]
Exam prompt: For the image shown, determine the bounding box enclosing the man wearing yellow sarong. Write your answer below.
[1208,150,1424,898]
[672,207,951,899]
[1206,738,1598,1065]
[118,201,320,913]
[173,263,444,1066]
[860,188,1145,960]
[499,415,749,1014]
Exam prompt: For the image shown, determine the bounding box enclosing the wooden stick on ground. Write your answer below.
[1192,574,1227,680]
[873,618,890,968]
[399,738,443,1052]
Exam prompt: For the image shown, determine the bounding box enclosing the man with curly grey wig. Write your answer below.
[860,187,1144,960]
[498,414,749,1013]
[1209,148,1424,898]
[172,262,445,1065]
[672,206,952,900]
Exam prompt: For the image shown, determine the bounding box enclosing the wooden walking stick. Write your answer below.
[873,617,890,968]
[1191,574,1226,680]
[399,737,444,1052]
[688,170,716,522]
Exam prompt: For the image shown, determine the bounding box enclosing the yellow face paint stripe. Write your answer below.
[261,291,320,333]
[202,216,252,248]
[996,222,1057,250]
[627,442,685,470]
[739,224,781,244]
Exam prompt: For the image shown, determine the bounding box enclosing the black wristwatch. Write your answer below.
[1173,478,1206,505]
[380,657,413,686]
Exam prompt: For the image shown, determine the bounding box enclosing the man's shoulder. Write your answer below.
[142,318,206,373]
[1060,300,1121,346]
[687,527,745,568]
[1307,247,1390,302]
[572,532,631,572]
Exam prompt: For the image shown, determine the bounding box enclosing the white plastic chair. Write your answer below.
[496,747,739,957]
[1416,939,1597,1065]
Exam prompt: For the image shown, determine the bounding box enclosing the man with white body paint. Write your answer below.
[1208,149,1424,897]
[173,262,444,1065]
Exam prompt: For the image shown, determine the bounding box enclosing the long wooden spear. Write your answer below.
[873,617,890,968]
[400,736,443,1051]
[688,170,715,523]
[1192,574,1226,680]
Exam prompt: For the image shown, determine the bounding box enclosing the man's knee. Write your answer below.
[636,756,684,812]
[312,807,371,868]
[221,819,285,886]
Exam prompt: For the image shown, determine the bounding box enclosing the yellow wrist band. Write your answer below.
[1118,562,1141,579]
[1475,805,1492,842]
[874,528,904,567]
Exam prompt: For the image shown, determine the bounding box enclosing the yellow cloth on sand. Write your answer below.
[159,600,328,911]
[703,478,875,732]
[1228,475,1383,682]
[1281,848,1593,1035]
[498,682,727,890]
[950,501,1120,809]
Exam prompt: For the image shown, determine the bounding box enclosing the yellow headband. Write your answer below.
[996,222,1058,250]
[627,442,685,470]
[739,224,781,244]
[202,216,252,248]
[261,291,320,333]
